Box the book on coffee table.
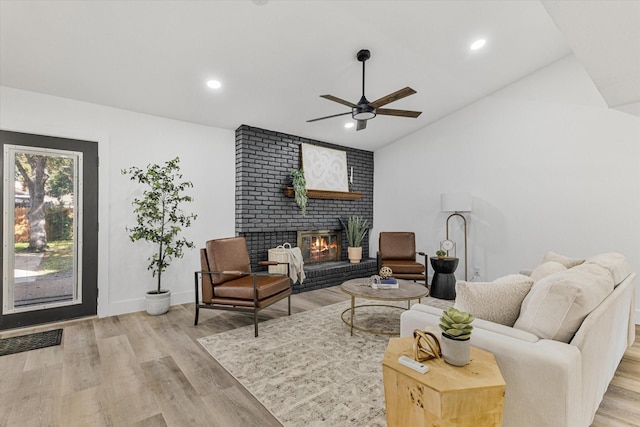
[379,277,399,289]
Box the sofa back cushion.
[584,252,631,287]
[542,250,585,268]
[454,274,534,327]
[513,263,614,342]
[530,261,567,282]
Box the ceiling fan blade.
[320,95,358,108]
[307,111,352,123]
[356,120,367,131]
[369,87,417,108]
[376,108,422,118]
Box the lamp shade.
[441,192,472,213]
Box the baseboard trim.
[103,289,194,317]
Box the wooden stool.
[382,337,505,427]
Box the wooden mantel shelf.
[283,187,362,200]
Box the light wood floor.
[0,287,638,427]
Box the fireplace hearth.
[297,230,341,264]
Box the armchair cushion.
[206,237,251,285]
[379,232,417,260]
[381,259,425,274]
[214,274,291,300]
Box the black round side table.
[429,257,459,300]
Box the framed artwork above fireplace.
[301,143,349,192]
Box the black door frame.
[0,130,98,330]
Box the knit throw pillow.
[453,274,534,327]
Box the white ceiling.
[1,1,638,150]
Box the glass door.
[1,131,98,329]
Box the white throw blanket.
[286,247,306,284]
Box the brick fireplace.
[235,125,377,292]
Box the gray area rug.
[198,297,452,427]
[0,328,63,356]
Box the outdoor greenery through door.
[1,130,98,330]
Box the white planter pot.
[347,246,362,264]
[441,333,471,366]
[145,289,171,315]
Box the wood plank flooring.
[1,287,638,427]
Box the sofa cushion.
[530,261,567,282]
[542,251,585,269]
[453,274,534,327]
[584,252,631,286]
[513,263,614,342]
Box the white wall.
[1,86,236,317]
[373,56,640,323]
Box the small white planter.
[348,246,362,263]
[441,333,471,366]
[145,289,171,315]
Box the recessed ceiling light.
[470,39,486,50]
[344,122,354,129]
[206,80,221,89]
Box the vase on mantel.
[348,246,362,264]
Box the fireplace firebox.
[297,230,341,264]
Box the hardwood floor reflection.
[0,287,638,426]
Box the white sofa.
[400,252,636,427]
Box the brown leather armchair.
[377,232,427,282]
[194,236,292,336]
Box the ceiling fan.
[307,49,422,131]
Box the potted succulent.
[291,169,307,216]
[344,215,369,263]
[439,307,474,366]
[122,157,197,315]
[436,250,447,259]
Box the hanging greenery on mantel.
[290,169,308,216]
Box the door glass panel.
[3,145,82,314]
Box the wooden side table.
[382,337,505,427]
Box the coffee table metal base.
[341,302,408,336]
[340,278,429,336]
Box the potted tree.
[439,307,474,366]
[122,157,197,315]
[344,215,369,263]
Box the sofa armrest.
[569,272,636,426]
[401,306,583,427]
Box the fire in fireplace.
[297,230,341,264]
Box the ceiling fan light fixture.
[352,105,376,120]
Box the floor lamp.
[441,193,472,281]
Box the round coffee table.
[340,278,429,336]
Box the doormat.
[0,328,63,356]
